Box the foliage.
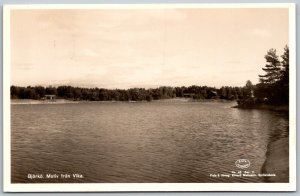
[10,85,248,102]
[240,45,289,106]
[258,49,282,84]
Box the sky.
[11,8,289,89]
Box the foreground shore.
[261,137,289,182]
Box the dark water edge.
[232,104,289,112]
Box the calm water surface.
[11,101,288,183]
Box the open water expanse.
[11,100,289,183]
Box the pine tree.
[279,45,289,103]
[281,45,289,82]
[259,49,282,84]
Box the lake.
[11,100,289,183]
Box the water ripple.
[11,101,289,183]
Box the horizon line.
[10,83,249,90]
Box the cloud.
[250,28,270,38]
[12,62,33,70]
[81,48,98,57]
[224,60,243,64]
[11,9,288,88]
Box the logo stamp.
[235,159,250,169]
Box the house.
[44,95,56,100]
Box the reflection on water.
[11,101,289,183]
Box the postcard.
[3,3,296,192]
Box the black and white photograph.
[3,4,296,192]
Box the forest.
[238,46,289,107]
[10,84,251,102]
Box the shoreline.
[261,137,289,182]
[232,104,289,112]
[11,98,236,105]
[11,99,80,105]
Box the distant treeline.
[238,45,289,107]
[10,85,253,102]
[11,45,289,104]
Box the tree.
[243,80,254,99]
[11,86,20,99]
[279,45,289,103]
[280,45,289,82]
[35,86,46,98]
[227,87,233,100]
[146,94,153,102]
[220,87,227,99]
[259,49,282,84]
[45,86,57,95]
[252,46,289,104]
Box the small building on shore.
[44,95,56,100]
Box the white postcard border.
[3,3,296,192]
